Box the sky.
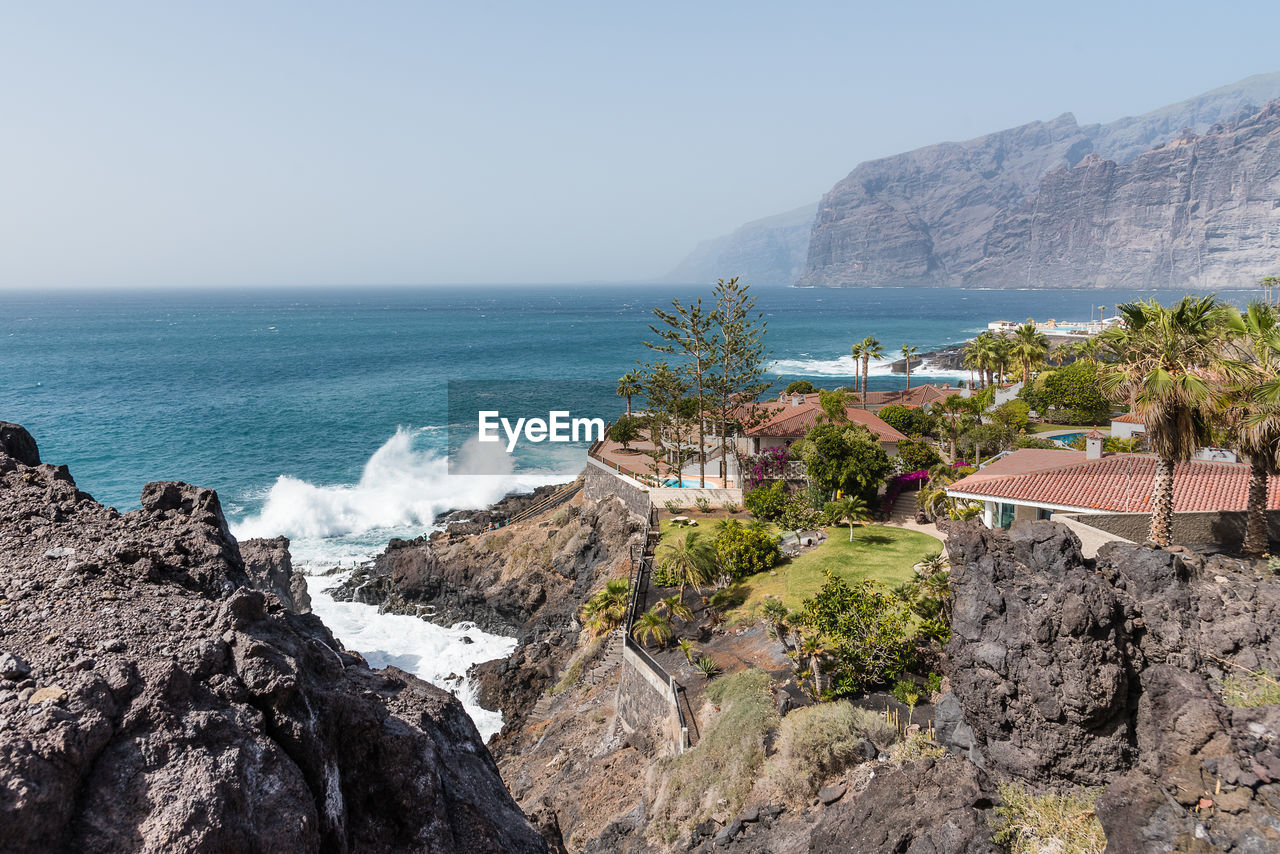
[2,1,1279,289]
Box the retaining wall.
[616,647,680,756]
[648,486,744,508]
[583,460,651,519]
[1056,509,1280,552]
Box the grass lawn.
[719,524,942,622]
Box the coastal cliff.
[666,71,1280,289]
[0,422,547,853]
[333,492,641,738]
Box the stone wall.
[583,460,651,520]
[648,487,744,509]
[1057,509,1280,551]
[615,649,680,757]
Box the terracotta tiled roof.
[955,449,1083,483]
[860,385,954,408]
[1112,413,1144,424]
[740,400,908,443]
[946,450,1280,513]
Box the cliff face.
[666,71,1280,288]
[967,103,1280,289]
[0,423,546,854]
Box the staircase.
[526,631,624,721]
[506,476,584,525]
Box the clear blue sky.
[2,1,1277,289]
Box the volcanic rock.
[0,424,547,853]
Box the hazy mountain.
[660,202,817,285]
[664,72,1280,288]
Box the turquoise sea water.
[1,282,1256,735]
[2,283,1256,548]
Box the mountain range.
[664,72,1280,288]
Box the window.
[996,502,1016,529]
[1037,508,1054,521]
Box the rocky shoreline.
[0,422,549,853]
[331,487,641,742]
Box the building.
[776,386,960,414]
[945,443,1278,529]
[1110,412,1145,439]
[735,393,908,456]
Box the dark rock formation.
[0,421,39,467]
[0,426,547,853]
[240,535,312,613]
[942,520,1280,851]
[678,757,997,853]
[333,496,641,738]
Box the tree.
[785,380,814,394]
[818,388,850,423]
[655,530,718,597]
[616,371,642,418]
[795,573,915,694]
[900,344,919,389]
[792,422,893,503]
[1018,360,1111,425]
[857,337,884,407]
[1227,302,1280,557]
[937,393,977,459]
[709,278,772,484]
[631,607,672,648]
[850,341,865,401]
[637,359,696,482]
[648,296,716,488]
[1261,275,1280,304]
[579,578,631,637]
[823,495,871,541]
[989,399,1030,434]
[917,463,978,521]
[608,414,642,450]
[896,437,942,472]
[878,404,935,437]
[779,498,822,544]
[1011,324,1049,386]
[657,594,694,624]
[959,423,1011,463]
[1100,296,1246,546]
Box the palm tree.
[579,578,631,637]
[616,371,642,418]
[655,530,717,597]
[1100,296,1246,546]
[900,344,919,390]
[1229,303,1280,557]
[938,393,975,460]
[631,607,672,648]
[826,495,871,541]
[657,594,694,623]
[1011,324,1049,386]
[991,335,1014,385]
[760,598,789,641]
[859,336,883,407]
[850,340,865,400]
[962,343,981,390]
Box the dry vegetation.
[989,782,1105,854]
[766,701,894,805]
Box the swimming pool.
[1051,432,1086,445]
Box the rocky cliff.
[333,494,640,740]
[941,521,1280,851]
[0,422,547,853]
[967,103,1280,289]
[665,71,1280,288]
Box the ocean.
[0,283,1256,734]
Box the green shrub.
[693,496,712,513]
[552,507,571,526]
[878,405,935,437]
[890,732,948,761]
[1222,669,1280,707]
[796,573,916,694]
[715,521,782,580]
[785,380,815,394]
[766,701,890,805]
[664,499,684,514]
[1013,435,1058,450]
[722,501,741,514]
[890,678,922,708]
[744,481,788,522]
[896,437,942,472]
[990,782,1105,854]
[649,670,779,841]
[608,414,643,448]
